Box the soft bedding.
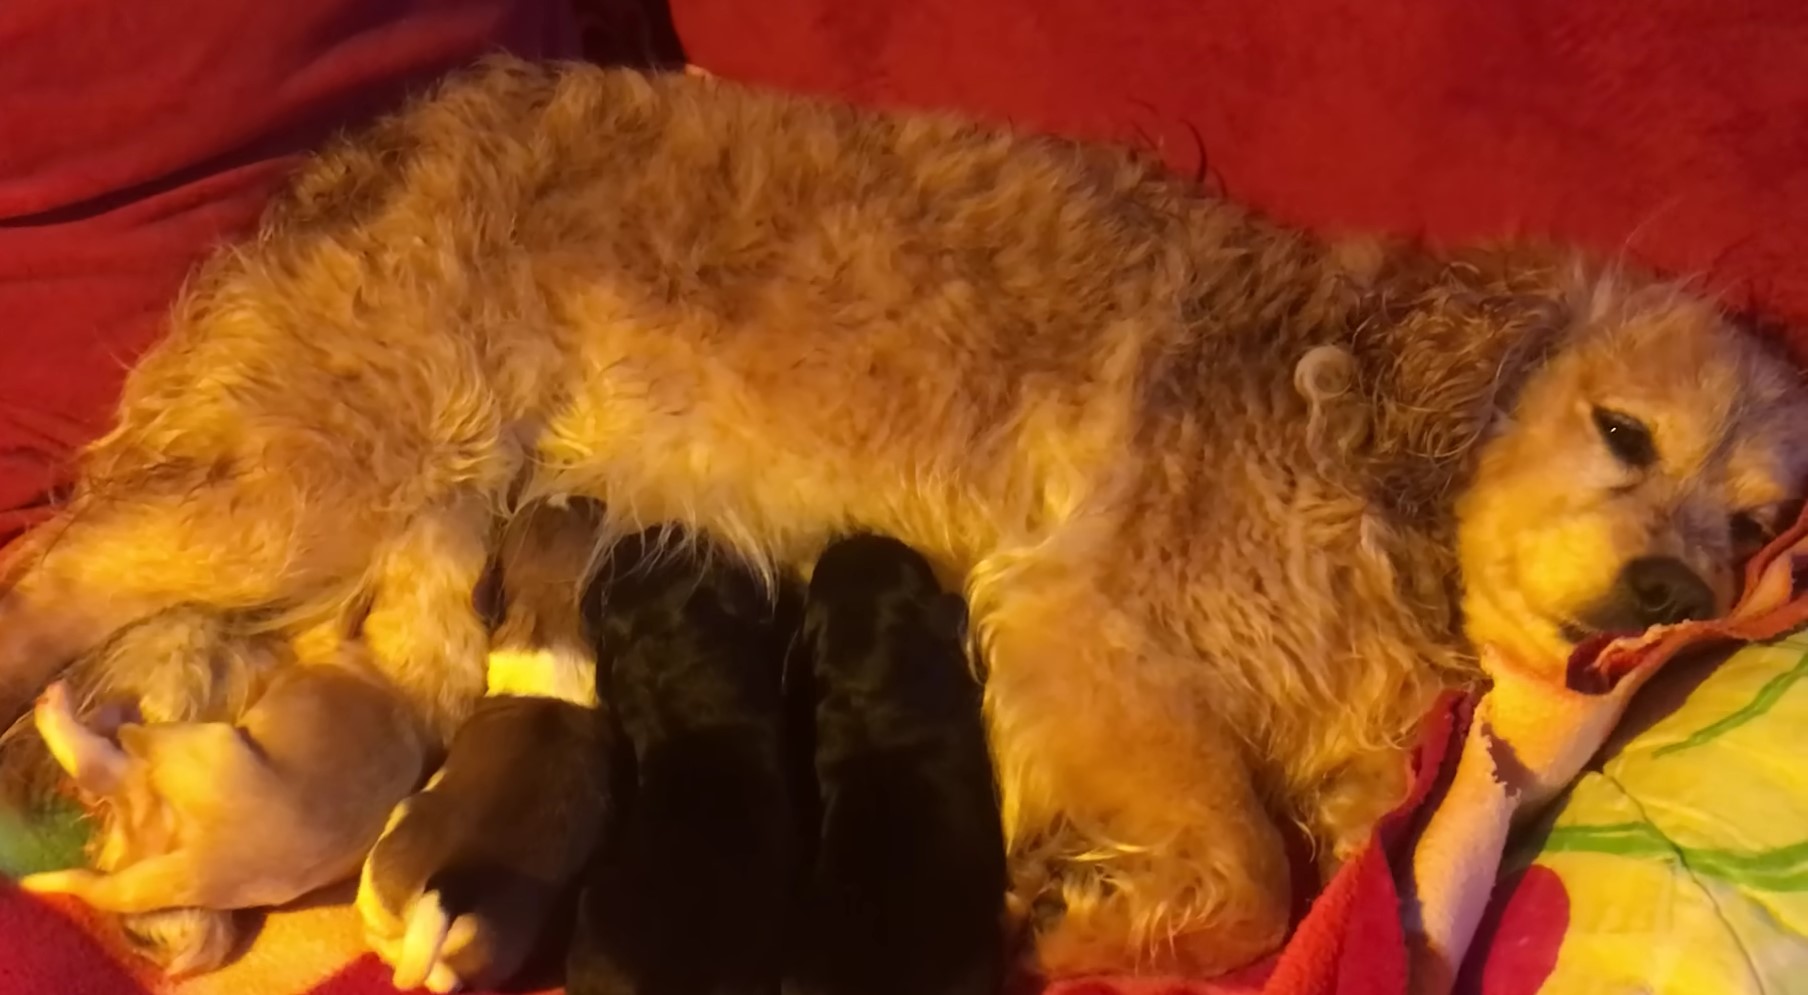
[1471,634,1808,994]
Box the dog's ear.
[925,592,970,645]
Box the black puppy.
[784,534,1006,995]
[568,530,797,995]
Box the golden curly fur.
[2,57,1805,977]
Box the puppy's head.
[1458,276,1808,669]
[588,531,771,653]
[804,534,972,702]
[809,534,942,604]
[807,535,968,641]
[588,530,785,727]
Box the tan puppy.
[20,654,427,965]
[0,58,1804,977]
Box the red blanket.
[0,0,579,543]
[3,1,1807,993]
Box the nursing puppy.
[0,605,282,974]
[19,637,425,956]
[358,695,605,994]
[358,500,611,994]
[567,529,796,995]
[2,58,1807,976]
[785,534,1005,995]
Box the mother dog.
[3,57,1805,977]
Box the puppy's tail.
[394,890,453,992]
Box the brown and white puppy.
[19,643,426,962]
[0,58,1804,978]
[358,694,604,994]
[358,500,611,994]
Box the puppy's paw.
[392,892,452,992]
[18,851,200,915]
[356,792,426,952]
[18,867,100,896]
[363,889,479,994]
[32,682,127,795]
[357,790,482,995]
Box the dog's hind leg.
[0,470,340,728]
[971,553,1291,979]
[359,497,496,740]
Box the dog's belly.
[525,328,1121,583]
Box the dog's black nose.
[1617,556,1716,628]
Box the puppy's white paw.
[355,797,415,942]
[368,890,476,994]
[393,891,451,991]
[358,788,476,994]
[424,959,461,994]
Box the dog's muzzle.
[1573,555,1717,639]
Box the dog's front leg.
[972,552,1292,979]
[360,499,495,740]
[1302,742,1413,884]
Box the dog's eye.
[1732,510,1774,557]
[1732,501,1800,557]
[1591,407,1657,468]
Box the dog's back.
[569,531,796,995]
[786,534,1005,995]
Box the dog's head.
[1458,277,1808,669]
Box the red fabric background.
[0,0,580,543]
[671,0,1808,347]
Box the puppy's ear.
[926,593,970,646]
